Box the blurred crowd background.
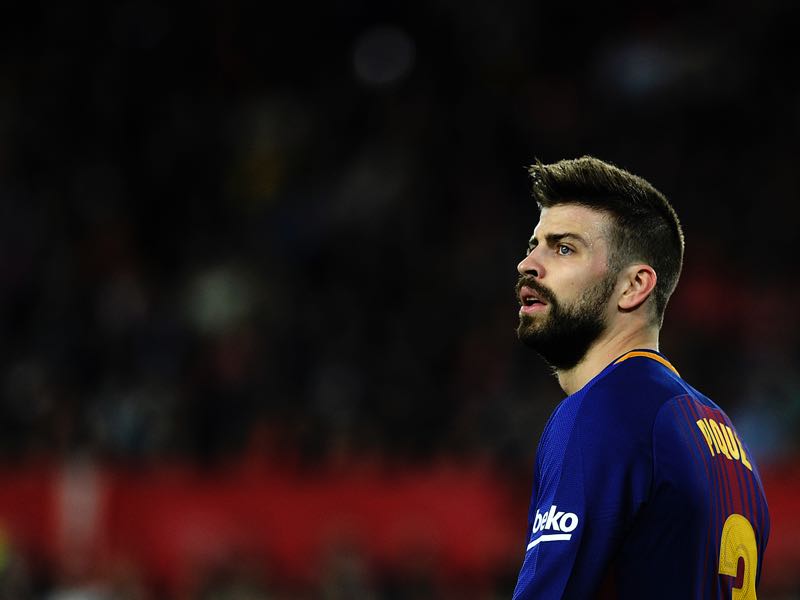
[0,0,799,598]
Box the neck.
[556,326,659,395]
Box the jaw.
[517,298,609,371]
[517,311,547,334]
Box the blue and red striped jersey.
[513,350,770,599]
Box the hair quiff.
[528,156,685,326]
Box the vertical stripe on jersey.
[676,397,714,595]
[703,403,734,596]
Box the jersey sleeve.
[513,390,654,599]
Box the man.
[512,157,769,598]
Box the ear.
[618,264,657,312]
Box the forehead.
[533,204,612,243]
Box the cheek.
[547,256,610,301]
[560,272,597,298]
[584,260,614,292]
[558,272,612,307]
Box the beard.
[516,273,617,371]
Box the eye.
[557,244,573,256]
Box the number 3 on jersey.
[719,514,758,599]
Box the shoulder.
[537,354,698,466]
[582,354,688,420]
[593,353,686,399]
[572,355,691,455]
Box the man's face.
[515,205,618,370]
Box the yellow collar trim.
[614,350,680,377]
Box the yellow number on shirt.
[718,514,758,600]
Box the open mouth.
[519,286,547,313]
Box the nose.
[517,249,543,278]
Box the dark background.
[0,1,798,598]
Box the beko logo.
[527,505,579,551]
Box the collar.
[613,349,680,377]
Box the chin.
[517,315,543,337]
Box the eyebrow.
[528,232,589,250]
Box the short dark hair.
[528,156,684,326]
